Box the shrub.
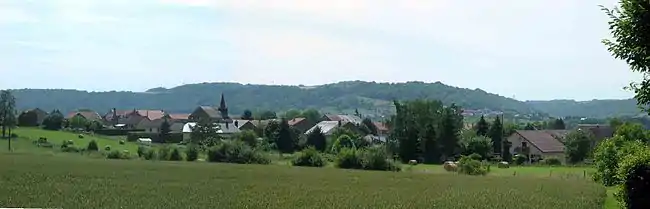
[292,147,326,167]
[87,140,99,152]
[331,135,356,153]
[158,146,172,161]
[468,153,482,161]
[61,145,80,153]
[104,145,111,151]
[107,150,129,159]
[78,134,84,139]
[144,148,157,160]
[119,140,125,145]
[615,149,650,209]
[37,137,48,144]
[137,146,147,158]
[335,148,362,169]
[61,140,73,148]
[542,158,562,166]
[10,133,18,138]
[169,147,183,161]
[457,156,489,176]
[206,140,270,164]
[185,145,199,162]
[497,161,510,169]
[360,146,401,171]
[514,154,527,165]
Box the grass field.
[11,127,138,154]
[0,128,611,209]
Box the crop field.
[0,152,606,209]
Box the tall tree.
[275,118,295,154]
[488,116,503,154]
[475,115,490,136]
[300,109,321,124]
[190,118,221,147]
[42,110,64,130]
[421,124,439,164]
[283,109,302,119]
[565,130,595,164]
[159,119,172,143]
[241,109,253,120]
[0,90,16,138]
[258,110,277,120]
[438,104,463,160]
[306,126,327,152]
[601,1,650,112]
[361,118,378,135]
[550,118,566,130]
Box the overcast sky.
[0,0,641,101]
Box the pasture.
[0,128,610,209]
[10,127,139,154]
[0,153,605,209]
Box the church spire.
[218,93,229,119]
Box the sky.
[0,0,642,101]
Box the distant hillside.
[525,99,642,118]
[9,81,539,118]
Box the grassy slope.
[0,153,605,209]
[0,128,610,209]
[12,127,138,153]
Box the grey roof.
[305,121,340,135]
[199,106,221,118]
[323,114,362,125]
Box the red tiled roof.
[288,118,305,126]
[136,110,165,120]
[515,130,566,153]
[169,114,190,120]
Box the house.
[103,109,166,128]
[189,93,230,122]
[66,110,102,122]
[166,113,191,123]
[576,124,614,147]
[182,121,241,141]
[21,108,48,125]
[305,121,361,138]
[232,119,256,131]
[137,118,184,133]
[507,130,568,163]
[288,118,315,133]
[373,122,389,136]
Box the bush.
[61,145,80,153]
[457,155,489,176]
[360,146,401,171]
[10,133,18,138]
[144,148,157,160]
[158,146,172,161]
[78,134,84,139]
[292,147,326,167]
[37,137,48,144]
[185,145,199,161]
[331,135,356,153]
[542,158,562,166]
[169,147,183,161]
[514,154,527,165]
[87,140,99,152]
[615,149,650,209]
[119,140,125,145]
[107,150,129,160]
[468,153,482,161]
[206,140,270,164]
[335,148,363,169]
[104,145,111,151]
[137,146,147,158]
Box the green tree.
[421,125,439,164]
[306,126,327,152]
[550,118,566,130]
[160,119,172,143]
[258,110,277,120]
[42,110,64,130]
[475,115,490,137]
[0,90,16,138]
[237,130,258,147]
[614,122,650,143]
[69,115,88,129]
[438,104,463,160]
[461,136,493,160]
[488,116,503,154]
[300,108,321,124]
[263,120,280,143]
[601,1,650,112]
[502,140,512,162]
[524,123,536,130]
[565,130,594,164]
[362,118,378,135]
[275,118,295,154]
[241,109,253,120]
[331,134,356,153]
[190,119,221,148]
[283,109,302,119]
[17,111,38,127]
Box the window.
[522,141,528,148]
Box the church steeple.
[217,93,229,119]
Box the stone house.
[507,130,569,163]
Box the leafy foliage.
[189,119,221,148]
[475,115,489,137]
[564,130,594,164]
[305,126,327,152]
[86,140,99,152]
[461,136,493,160]
[206,140,270,164]
[292,147,326,167]
[457,155,489,176]
[331,135,356,153]
[185,144,199,161]
[335,148,363,169]
[42,110,64,131]
[615,145,650,209]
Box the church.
[188,93,231,123]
